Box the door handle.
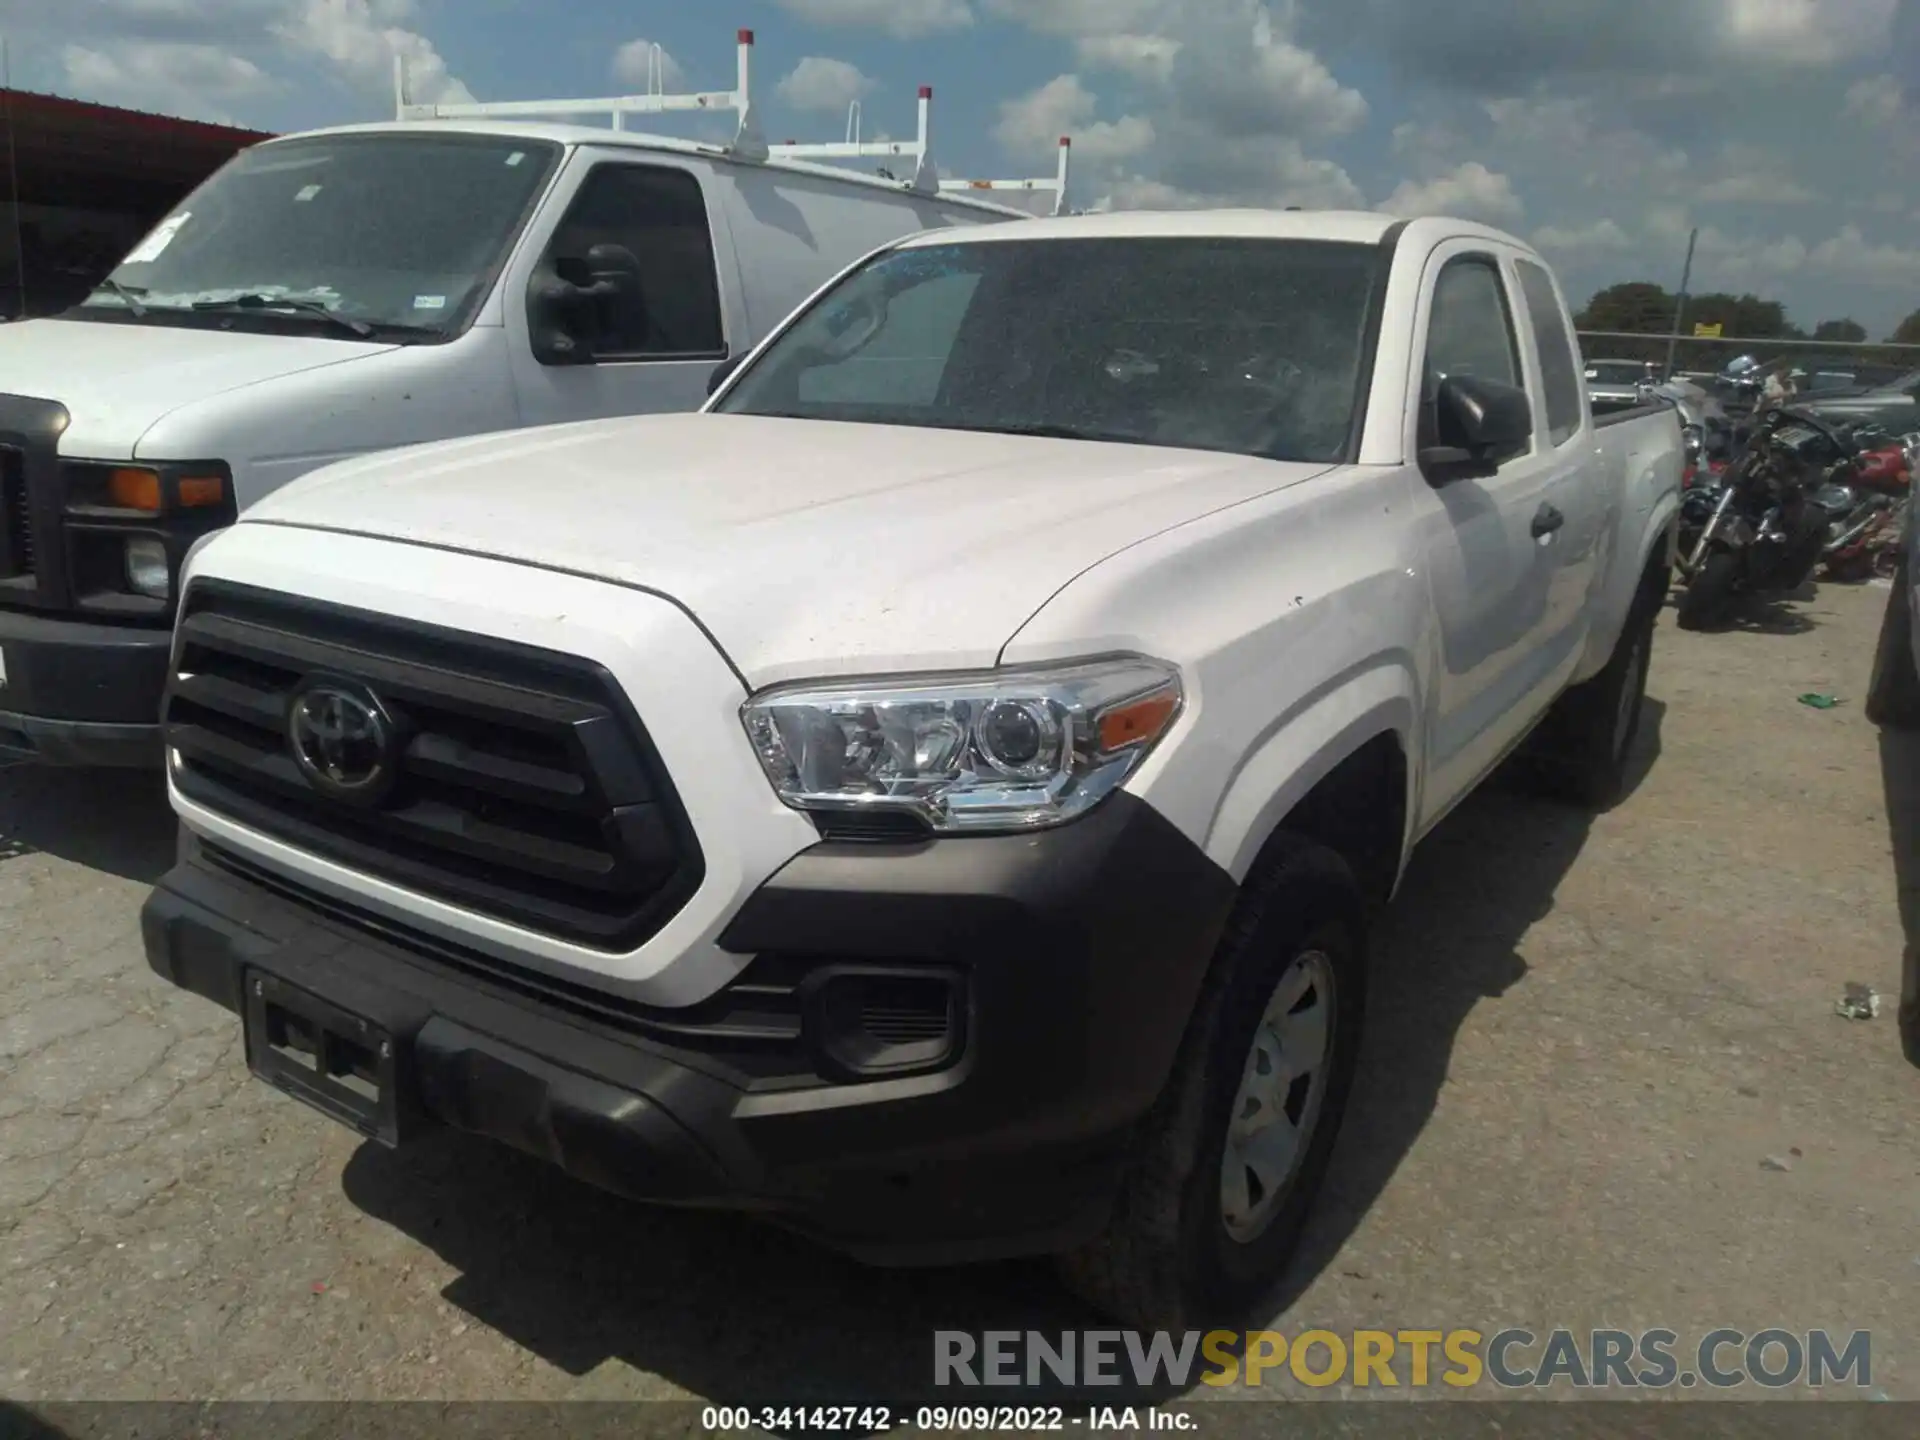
[1532,503,1565,539]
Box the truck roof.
[891,208,1532,248]
[251,119,1042,220]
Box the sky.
[2,0,1917,337]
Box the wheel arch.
[1204,663,1418,905]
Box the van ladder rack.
[940,137,1074,217]
[393,30,1072,212]
[394,27,769,163]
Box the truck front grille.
[1,448,33,579]
[164,582,704,952]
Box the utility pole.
[1663,227,1698,381]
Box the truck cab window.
[541,164,725,360]
[1515,258,1584,446]
[1424,259,1520,389]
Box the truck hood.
[246,412,1328,687]
[0,318,396,459]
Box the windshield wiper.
[91,278,148,317]
[945,421,1110,443]
[190,293,374,338]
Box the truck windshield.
[70,133,560,340]
[716,236,1382,463]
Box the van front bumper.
[0,608,167,766]
[141,795,1237,1264]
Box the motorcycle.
[1819,434,1915,582]
[1675,406,1861,629]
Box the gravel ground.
[1,580,1916,1405]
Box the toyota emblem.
[286,679,397,805]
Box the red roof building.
[0,89,272,318]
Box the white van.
[0,30,1068,766]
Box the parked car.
[141,210,1683,1326]
[1792,368,1920,431]
[0,30,1064,768]
[1586,357,1655,412]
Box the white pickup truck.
[143,210,1682,1326]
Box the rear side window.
[540,163,725,360]
[1516,259,1585,446]
[1425,259,1520,389]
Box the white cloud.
[1532,218,1635,261]
[1097,140,1365,213]
[275,0,473,106]
[774,0,973,40]
[612,38,684,93]
[1718,0,1899,65]
[1696,173,1817,205]
[994,75,1154,166]
[1807,225,1920,288]
[1382,162,1524,225]
[775,56,876,114]
[1074,33,1179,83]
[58,39,272,123]
[1844,74,1904,126]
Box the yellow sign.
[1694,322,1723,338]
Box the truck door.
[505,154,744,426]
[1412,246,1566,824]
[1510,255,1606,695]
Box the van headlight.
[742,658,1183,833]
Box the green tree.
[1891,309,1920,346]
[1575,282,1676,334]
[1814,318,1868,343]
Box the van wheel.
[1054,837,1365,1330]
[1865,559,1920,729]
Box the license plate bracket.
[244,970,402,1147]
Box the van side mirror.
[1420,373,1533,482]
[707,355,743,397]
[526,243,647,367]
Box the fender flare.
[1205,658,1420,886]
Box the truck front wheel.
[1055,836,1366,1329]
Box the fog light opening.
[124,535,170,600]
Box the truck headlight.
[124,535,170,599]
[742,658,1183,833]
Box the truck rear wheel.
[1525,561,1662,811]
[1054,836,1365,1329]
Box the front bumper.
[0,607,168,766]
[143,793,1237,1263]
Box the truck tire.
[1865,558,1920,729]
[1676,548,1740,631]
[1055,836,1365,1330]
[1526,562,1663,811]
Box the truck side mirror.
[707,355,743,397]
[1421,373,1533,482]
[525,243,648,367]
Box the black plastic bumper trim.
[141,791,1236,1263]
[0,604,170,762]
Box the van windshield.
[70,133,560,340]
[715,236,1383,464]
